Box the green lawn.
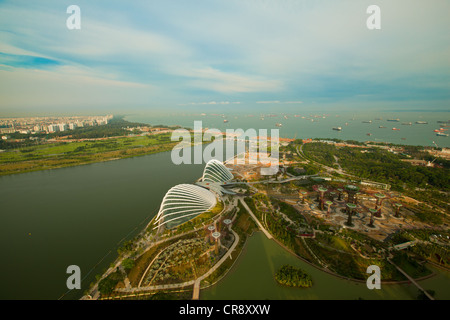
[0,133,177,175]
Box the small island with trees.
[275,265,313,288]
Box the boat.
[275,123,282,127]
[362,120,372,123]
[436,132,449,136]
[392,128,400,131]
[387,119,400,122]
[402,122,412,125]
[223,119,228,123]
[367,133,372,136]
[401,138,406,140]
[375,118,382,120]
[284,116,288,119]
[434,129,443,132]
[415,121,428,124]
[379,126,386,128]
[332,127,342,131]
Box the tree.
[121,258,135,271]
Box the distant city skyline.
[1,0,449,116]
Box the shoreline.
[0,141,179,177]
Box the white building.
[48,124,60,133]
[58,123,69,132]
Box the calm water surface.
[1,138,449,299]
[201,232,450,300]
[0,151,204,299]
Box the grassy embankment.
[0,133,178,176]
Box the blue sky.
[0,0,449,115]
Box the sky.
[0,0,449,116]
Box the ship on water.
[332,127,342,131]
[275,123,282,127]
[402,122,412,125]
[392,128,400,131]
[223,119,228,123]
[362,120,372,123]
[379,126,386,128]
[415,121,428,124]
[436,132,448,137]
[387,119,400,122]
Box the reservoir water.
[202,232,450,300]
[0,142,449,300]
[0,151,205,299]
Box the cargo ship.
[436,132,448,137]
[415,121,428,124]
[387,119,400,122]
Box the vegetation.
[303,142,448,191]
[391,251,432,279]
[121,258,135,271]
[275,265,312,288]
[0,132,178,176]
[300,141,449,217]
[98,269,125,295]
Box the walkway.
[387,257,435,300]
[238,197,272,239]
[115,228,240,298]
[192,228,240,299]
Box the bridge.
[392,240,417,251]
[387,257,435,300]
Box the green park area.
[0,133,177,176]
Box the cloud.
[0,0,449,111]
[178,101,241,106]
[256,101,302,104]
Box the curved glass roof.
[202,159,233,183]
[154,184,217,229]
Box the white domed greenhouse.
[201,159,233,183]
[154,184,217,229]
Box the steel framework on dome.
[154,184,217,230]
[202,159,234,183]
